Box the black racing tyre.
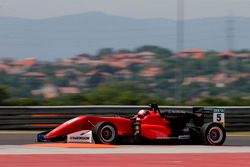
[200,122,226,146]
[92,122,118,144]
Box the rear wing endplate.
[193,107,225,127]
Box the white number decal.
[217,114,222,122]
[213,108,225,127]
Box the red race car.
[37,104,226,145]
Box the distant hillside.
[0,12,250,60]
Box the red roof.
[59,87,80,94]
[218,51,237,57]
[140,67,163,77]
[212,73,227,82]
[86,70,98,76]
[181,49,204,53]
[0,64,10,71]
[116,69,132,75]
[22,72,46,78]
[13,58,38,68]
[127,58,148,64]
[178,49,205,59]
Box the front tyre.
[92,122,118,144]
[200,123,226,146]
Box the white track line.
[1,145,250,155]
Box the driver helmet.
[138,109,149,119]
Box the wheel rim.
[100,125,116,143]
[207,127,223,144]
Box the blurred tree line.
[0,83,249,106]
[0,45,249,105]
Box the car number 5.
[217,114,222,122]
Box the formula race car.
[37,104,226,145]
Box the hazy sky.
[0,0,250,19]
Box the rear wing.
[193,107,225,127]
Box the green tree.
[135,45,172,56]
[86,74,104,88]
[117,49,132,53]
[0,86,10,105]
[97,48,114,56]
[96,65,118,73]
[85,82,146,105]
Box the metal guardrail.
[0,106,249,131]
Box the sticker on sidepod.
[67,130,94,143]
[213,108,225,127]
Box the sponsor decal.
[156,135,190,140]
[67,130,94,143]
[178,135,190,139]
[156,136,171,139]
[70,136,90,140]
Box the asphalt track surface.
[0,133,250,146]
[1,133,250,167]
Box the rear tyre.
[200,123,226,146]
[92,122,118,144]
